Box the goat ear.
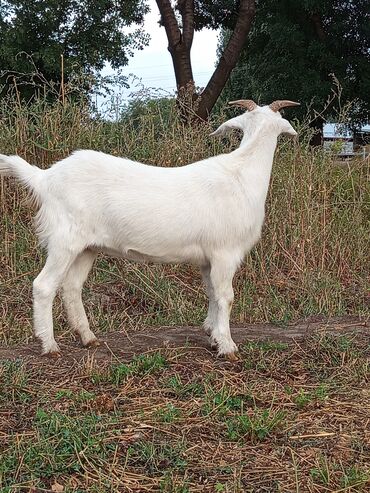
[210,115,245,137]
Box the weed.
[165,374,204,398]
[225,408,286,441]
[0,360,30,403]
[91,351,167,384]
[55,389,96,402]
[202,386,251,417]
[243,340,289,352]
[293,384,329,409]
[340,465,369,488]
[156,402,181,423]
[127,440,187,474]
[159,471,190,492]
[0,409,120,488]
[310,456,331,486]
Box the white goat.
[0,99,298,358]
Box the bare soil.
[1,315,368,363]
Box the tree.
[155,0,256,120]
[219,0,370,144]
[0,0,149,96]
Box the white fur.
[0,104,296,356]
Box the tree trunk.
[156,2,194,84]
[156,0,256,121]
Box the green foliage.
[127,440,187,474]
[165,374,204,399]
[0,409,120,488]
[92,351,167,385]
[292,384,329,409]
[226,408,286,441]
[0,360,30,403]
[220,0,370,126]
[156,403,181,423]
[193,0,242,30]
[202,386,252,417]
[0,0,149,96]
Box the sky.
[102,0,218,103]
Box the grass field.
[1,331,369,492]
[0,91,369,491]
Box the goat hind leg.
[33,247,80,355]
[62,249,98,347]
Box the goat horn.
[269,100,300,112]
[228,99,258,111]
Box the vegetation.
[0,89,368,345]
[0,0,149,96]
[0,84,369,491]
[220,0,370,142]
[1,334,369,491]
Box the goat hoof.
[44,350,62,359]
[84,338,101,349]
[225,352,239,362]
[210,340,218,351]
[41,340,61,358]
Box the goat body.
[0,103,297,357]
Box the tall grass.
[0,91,369,344]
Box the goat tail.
[0,154,45,199]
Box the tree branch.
[178,0,194,47]
[155,0,181,50]
[197,0,256,120]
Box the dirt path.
[0,316,368,363]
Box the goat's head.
[211,99,299,145]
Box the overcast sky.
[101,0,218,103]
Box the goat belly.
[93,245,207,265]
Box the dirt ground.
[1,315,370,492]
[1,316,368,363]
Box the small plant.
[159,471,190,492]
[0,360,30,403]
[55,389,96,402]
[0,409,120,488]
[310,456,331,486]
[243,340,289,352]
[340,465,369,488]
[215,483,227,492]
[242,340,288,371]
[166,374,204,398]
[156,402,181,423]
[128,440,187,474]
[226,408,286,441]
[92,351,167,385]
[294,389,312,409]
[291,384,329,409]
[202,386,250,417]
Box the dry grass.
[1,333,369,492]
[0,93,369,345]
[0,90,369,492]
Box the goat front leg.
[200,264,218,339]
[62,249,98,347]
[209,253,240,358]
[33,246,79,356]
